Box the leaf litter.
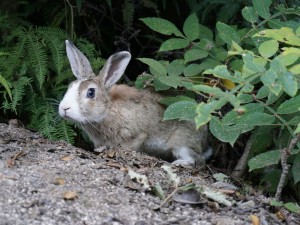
[0,122,299,224]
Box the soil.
[0,122,298,225]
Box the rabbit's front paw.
[94,146,107,153]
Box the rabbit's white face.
[59,79,109,123]
[59,40,131,124]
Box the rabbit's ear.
[65,40,94,80]
[100,51,131,88]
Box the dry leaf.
[53,178,65,185]
[276,210,285,220]
[250,214,260,225]
[222,79,235,90]
[173,189,204,205]
[60,155,73,161]
[107,150,116,158]
[63,191,77,200]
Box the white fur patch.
[59,81,84,122]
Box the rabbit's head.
[59,40,131,123]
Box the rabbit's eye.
[87,88,95,98]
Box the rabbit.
[59,40,208,168]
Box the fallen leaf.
[122,175,142,190]
[107,150,116,158]
[162,165,180,187]
[200,185,233,207]
[250,214,260,225]
[127,168,150,190]
[173,188,204,205]
[153,183,165,199]
[106,162,122,169]
[63,191,77,200]
[60,155,73,161]
[6,159,15,168]
[53,178,65,185]
[276,210,285,220]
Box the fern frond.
[75,38,97,59]
[55,69,73,86]
[3,28,27,78]
[36,103,56,139]
[26,32,48,89]
[0,73,12,100]
[52,119,76,144]
[41,35,65,75]
[3,76,32,113]
[122,0,135,30]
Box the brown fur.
[60,42,208,167]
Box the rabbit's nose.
[60,106,70,116]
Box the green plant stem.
[252,94,294,135]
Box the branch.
[231,137,253,179]
[275,133,300,201]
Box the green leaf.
[242,6,258,23]
[0,73,12,100]
[204,65,243,83]
[183,64,203,77]
[249,149,300,171]
[290,64,300,75]
[254,28,300,47]
[277,95,300,114]
[199,24,213,40]
[256,85,269,99]
[163,101,197,121]
[153,78,170,91]
[252,0,271,19]
[184,49,208,63]
[160,96,196,106]
[276,53,299,66]
[135,74,153,89]
[167,60,185,76]
[258,40,278,58]
[242,52,265,75]
[261,69,282,96]
[158,76,190,88]
[292,154,300,184]
[216,22,240,45]
[281,71,297,97]
[249,150,281,171]
[284,202,300,214]
[183,13,199,41]
[137,58,167,77]
[195,102,216,128]
[209,116,239,146]
[140,17,183,37]
[159,38,190,52]
[192,85,224,97]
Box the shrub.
[138,1,300,202]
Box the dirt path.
[0,123,293,225]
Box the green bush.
[137,1,300,200]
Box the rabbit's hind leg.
[172,146,205,168]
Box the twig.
[231,138,253,179]
[275,133,300,201]
[159,186,178,208]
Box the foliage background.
[0,0,300,206]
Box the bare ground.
[0,122,297,225]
